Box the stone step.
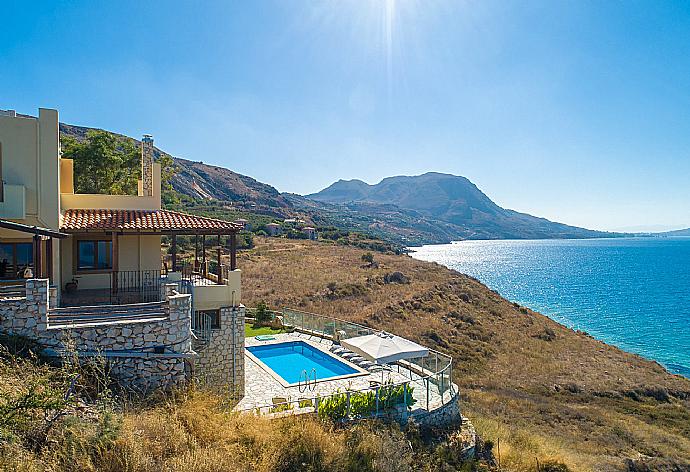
[49,311,167,325]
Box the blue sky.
[2,0,690,232]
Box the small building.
[234,218,250,230]
[302,226,318,240]
[265,222,282,236]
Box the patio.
[235,331,452,418]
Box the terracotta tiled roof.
[60,209,240,233]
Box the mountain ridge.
[309,172,621,241]
[58,121,624,244]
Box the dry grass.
[239,237,690,471]
[1,387,473,472]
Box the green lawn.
[244,324,287,338]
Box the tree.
[61,131,139,194]
[361,252,374,264]
[253,301,271,327]
[61,130,177,195]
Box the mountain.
[59,122,622,244]
[309,172,621,241]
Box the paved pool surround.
[237,332,461,427]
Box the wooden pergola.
[0,219,69,282]
[60,209,241,285]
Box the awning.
[341,332,429,364]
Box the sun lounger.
[255,335,276,341]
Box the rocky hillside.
[170,157,292,208]
[663,227,690,237]
[59,123,297,217]
[309,173,621,240]
[59,122,624,245]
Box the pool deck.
[234,332,447,415]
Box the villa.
[0,108,245,394]
[0,107,459,427]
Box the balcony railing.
[60,269,164,307]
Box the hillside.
[59,123,298,218]
[59,123,624,245]
[309,173,621,241]
[240,237,690,472]
[1,339,477,471]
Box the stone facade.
[194,305,245,399]
[411,386,462,428]
[0,279,50,337]
[141,134,154,197]
[0,279,195,392]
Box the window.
[77,240,112,270]
[198,309,221,330]
[0,242,33,279]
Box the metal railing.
[177,260,228,286]
[0,281,27,299]
[113,270,162,303]
[249,379,417,422]
[60,269,163,307]
[191,310,213,350]
[240,307,456,419]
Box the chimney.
[141,134,154,197]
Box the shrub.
[317,384,415,421]
[253,301,271,326]
[361,252,375,264]
[539,460,572,472]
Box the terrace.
[235,308,458,425]
[57,208,241,310]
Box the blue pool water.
[247,341,359,384]
[410,237,690,377]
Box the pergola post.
[45,237,53,283]
[194,234,199,271]
[32,233,42,278]
[216,233,222,284]
[201,235,206,275]
[112,231,119,293]
[230,233,237,271]
[171,233,178,272]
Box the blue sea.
[410,237,690,377]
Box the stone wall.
[194,305,245,399]
[0,279,195,391]
[0,279,49,337]
[410,385,462,428]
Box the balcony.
[59,265,241,309]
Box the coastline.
[240,237,690,469]
[408,237,690,379]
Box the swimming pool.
[246,341,367,386]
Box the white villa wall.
[0,109,62,285]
